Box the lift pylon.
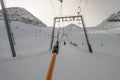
[50,15,93,53]
[0,0,16,57]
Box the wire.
[78,0,83,6]
[59,2,63,17]
[77,0,89,15]
[82,0,88,12]
[50,0,57,17]
[77,0,83,15]
[58,2,63,27]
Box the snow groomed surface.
[46,52,57,80]
[0,21,120,80]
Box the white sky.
[2,0,120,27]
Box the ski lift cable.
[59,1,63,17]
[50,0,57,17]
[77,0,88,15]
[58,0,63,27]
[58,3,62,27]
[78,0,83,7]
[81,0,88,12]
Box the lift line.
[50,15,93,53]
[47,15,93,79]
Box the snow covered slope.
[96,10,120,30]
[0,7,47,27]
[0,20,120,80]
[0,21,50,59]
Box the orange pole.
[46,52,57,80]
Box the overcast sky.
[2,0,120,27]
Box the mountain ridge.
[0,7,47,27]
[96,10,120,30]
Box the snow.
[96,10,120,30]
[0,7,47,27]
[0,20,120,80]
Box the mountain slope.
[0,7,47,27]
[0,16,120,80]
[96,10,120,30]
